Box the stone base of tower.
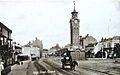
[66,44,85,60]
[71,50,86,60]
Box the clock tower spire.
[73,0,76,12]
[70,0,80,48]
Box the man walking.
[72,60,78,71]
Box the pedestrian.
[0,59,4,75]
[21,61,23,65]
[72,60,78,71]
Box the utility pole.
[107,18,111,58]
[108,19,111,38]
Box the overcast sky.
[0,0,120,49]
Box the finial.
[73,0,76,11]
[36,37,37,40]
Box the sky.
[0,0,120,49]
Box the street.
[28,58,80,75]
[7,57,120,75]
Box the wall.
[22,47,41,60]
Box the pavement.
[7,60,30,75]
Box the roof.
[103,36,120,41]
[80,34,97,42]
[71,10,78,14]
[112,36,120,40]
[0,22,12,33]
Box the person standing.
[0,59,4,75]
[0,61,1,75]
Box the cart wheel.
[70,65,73,70]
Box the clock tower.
[70,0,80,47]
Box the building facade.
[94,36,120,58]
[80,34,97,49]
[48,44,61,55]
[25,37,43,49]
[79,34,97,58]
[0,22,13,67]
[23,37,43,59]
[70,1,80,48]
[22,46,41,60]
[32,37,43,49]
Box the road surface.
[8,57,120,75]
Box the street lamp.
[101,38,105,58]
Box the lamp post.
[101,38,105,58]
[102,43,104,58]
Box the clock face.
[74,19,78,24]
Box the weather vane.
[73,0,75,6]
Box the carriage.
[61,49,78,70]
[61,50,72,69]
